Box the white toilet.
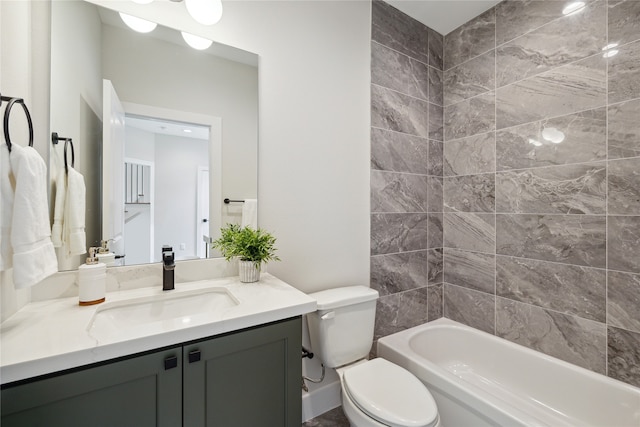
[307,286,441,427]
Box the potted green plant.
[211,224,280,282]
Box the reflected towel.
[241,199,258,229]
[64,167,86,256]
[51,169,66,247]
[8,145,58,288]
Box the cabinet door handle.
[188,349,201,363]
[164,355,178,370]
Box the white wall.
[154,134,208,261]
[89,0,372,293]
[125,126,155,163]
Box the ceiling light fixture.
[184,0,223,26]
[183,129,193,133]
[119,12,158,33]
[562,1,586,16]
[131,0,154,4]
[181,32,214,50]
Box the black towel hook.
[2,93,34,153]
[63,139,75,174]
[52,132,75,174]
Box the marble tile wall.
[441,0,640,387]
[370,0,444,354]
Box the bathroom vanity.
[0,274,315,427]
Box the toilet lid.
[343,358,438,427]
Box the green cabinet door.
[183,317,302,427]
[1,347,182,427]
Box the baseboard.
[301,378,341,422]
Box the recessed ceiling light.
[603,49,619,58]
[183,129,193,133]
[562,1,586,16]
[119,12,157,33]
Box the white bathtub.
[377,318,640,427]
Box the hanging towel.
[241,199,258,229]
[8,144,58,288]
[51,168,66,247]
[64,167,86,256]
[0,144,14,271]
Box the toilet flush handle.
[320,311,335,320]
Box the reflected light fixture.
[541,127,565,144]
[602,43,620,58]
[184,0,223,26]
[603,49,619,58]
[181,32,214,50]
[119,12,158,33]
[562,1,586,15]
[528,138,543,147]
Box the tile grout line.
[494,7,498,337]
[604,1,609,378]
[371,39,438,72]
[371,82,437,106]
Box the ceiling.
[126,115,210,141]
[385,0,502,35]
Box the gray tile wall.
[442,0,640,387]
[370,0,444,352]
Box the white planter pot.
[239,260,260,283]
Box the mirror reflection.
[50,1,258,271]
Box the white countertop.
[0,274,316,384]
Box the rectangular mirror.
[50,1,258,271]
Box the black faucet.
[162,246,175,291]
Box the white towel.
[8,145,58,288]
[51,169,66,247]
[241,199,258,229]
[64,167,86,256]
[0,144,14,271]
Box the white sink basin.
[87,287,239,343]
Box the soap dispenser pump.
[78,247,107,306]
[96,239,116,266]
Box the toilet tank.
[307,286,379,368]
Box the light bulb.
[181,32,214,50]
[119,12,157,33]
[185,0,223,26]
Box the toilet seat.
[342,358,439,427]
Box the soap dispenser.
[78,247,106,306]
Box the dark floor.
[302,406,350,427]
